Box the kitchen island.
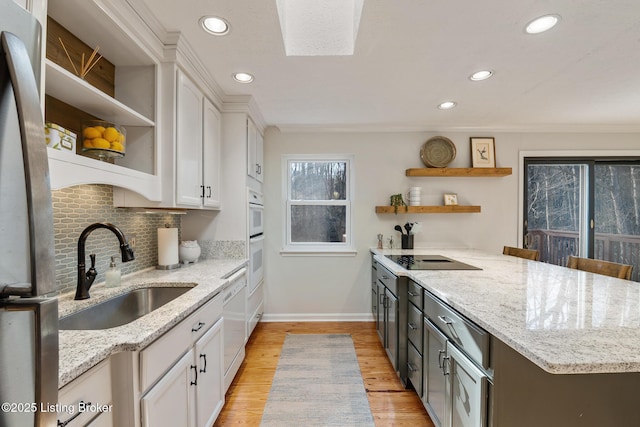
[372,248,640,426]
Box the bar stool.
[503,246,540,261]
[567,255,633,280]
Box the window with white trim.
[283,155,355,254]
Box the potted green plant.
[389,193,408,214]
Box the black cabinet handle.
[190,365,198,386]
[200,185,205,198]
[192,321,205,332]
[207,186,212,198]
[57,401,91,426]
[200,354,207,373]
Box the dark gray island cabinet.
[371,249,640,427]
[491,338,640,427]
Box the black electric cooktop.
[385,254,481,271]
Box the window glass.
[290,205,347,242]
[284,156,353,253]
[290,161,347,200]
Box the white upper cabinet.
[44,0,161,200]
[247,118,264,183]
[176,71,204,207]
[175,70,221,209]
[203,98,222,208]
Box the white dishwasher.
[223,268,247,391]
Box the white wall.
[262,128,640,321]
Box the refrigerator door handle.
[1,31,56,297]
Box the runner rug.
[260,333,375,426]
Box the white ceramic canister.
[179,240,201,263]
[407,186,422,206]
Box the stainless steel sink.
[59,286,194,330]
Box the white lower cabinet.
[57,359,112,427]
[141,350,195,427]
[139,294,224,427]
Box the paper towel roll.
[157,227,179,268]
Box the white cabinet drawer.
[57,359,112,427]
[140,293,223,392]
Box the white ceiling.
[134,0,640,132]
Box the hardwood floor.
[214,321,434,427]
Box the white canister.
[407,187,422,206]
[179,240,201,264]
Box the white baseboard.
[260,313,374,322]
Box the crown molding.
[274,123,640,134]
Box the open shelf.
[405,167,512,177]
[375,205,481,214]
[45,60,154,127]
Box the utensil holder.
[402,235,414,249]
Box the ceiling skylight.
[525,14,560,34]
[200,16,230,36]
[276,0,364,56]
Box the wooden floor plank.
[214,321,434,427]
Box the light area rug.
[260,334,375,426]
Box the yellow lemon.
[83,127,101,139]
[83,139,94,148]
[103,127,120,142]
[110,141,124,152]
[118,133,125,143]
[94,125,106,134]
[92,138,111,149]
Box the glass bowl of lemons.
[81,120,126,159]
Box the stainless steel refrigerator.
[1,0,59,426]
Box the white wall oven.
[248,189,264,238]
[248,189,264,295]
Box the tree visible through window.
[285,156,353,251]
[525,158,640,281]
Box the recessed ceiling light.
[200,16,230,36]
[469,70,494,81]
[233,72,254,83]
[437,101,457,110]
[525,14,560,34]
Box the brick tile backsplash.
[52,185,180,294]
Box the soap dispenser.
[105,256,121,288]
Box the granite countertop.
[57,258,247,388]
[371,248,640,375]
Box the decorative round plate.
[420,136,456,168]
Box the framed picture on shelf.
[470,137,496,168]
[444,193,458,206]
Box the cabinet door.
[176,71,204,207]
[446,343,488,427]
[194,318,224,427]
[141,349,196,427]
[247,119,257,179]
[385,287,398,371]
[202,98,221,208]
[255,130,264,182]
[424,318,448,427]
[376,281,385,346]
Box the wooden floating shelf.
[405,167,512,177]
[375,205,481,214]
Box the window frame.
[281,154,356,256]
